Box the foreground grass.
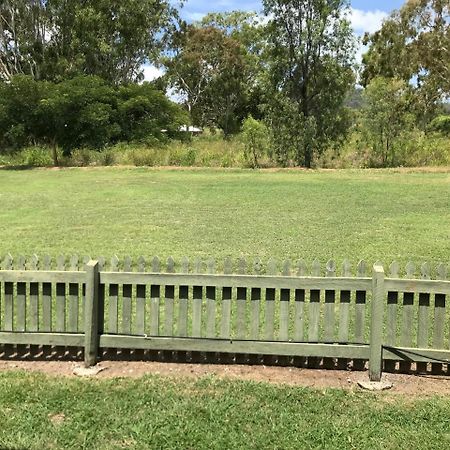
[0,167,449,268]
[0,371,449,449]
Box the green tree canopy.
[0,0,179,84]
[262,0,356,167]
[164,24,252,136]
[361,76,415,167]
[0,75,188,164]
[362,0,450,124]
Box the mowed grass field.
[0,167,450,449]
[0,167,449,270]
[0,372,449,450]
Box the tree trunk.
[304,146,312,168]
[51,139,59,166]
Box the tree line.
[1,0,449,168]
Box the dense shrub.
[0,75,189,163]
[428,115,450,136]
[241,116,269,168]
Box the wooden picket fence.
[0,254,449,381]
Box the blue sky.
[144,0,407,80]
[180,0,405,28]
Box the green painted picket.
[0,254,449,381]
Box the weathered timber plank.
[99,335,370,359]
[250,287,261,340]
[417,263,431,350]
[323,260,336,343]
[249,260,263,342]
[54,256,66,333]
[369,265,385,382]
[2,255,13,331]
[401,263,416,348]
[67,255,79,333]
[386,261,400,347]
[164,285,175,337]
[337,260,351,344]
[383,347,450,364]
[264,259,277,341]
[55,282,66,332]
[433,293,446,350]
[84,261,99,367]
[293,260,306,342]
[0,271,85,283]
[136,284,146,336]
[279,289,290,342]
[4,281,13,332]
[400,294,415,345]
[16,256,26,332]
[122,284,132,335]
[27,255,39,332]
[236,258,247,340]
[135,261,147,336]
[150,285,161,336]
[220,257,232,339]
[41,256,52,332]
[108,284,119,334]
[149,257,161,336]
[384,279,450,295]
[236,287,247,339]
[178,257,189,338]
[108,256,120,334]
[164,257,175,337]
[192,258,203,338]
[96,257,106,336]
[278,258,291,342]
[308,290,320,342]
[308,260,321,343]
[250,260,262,342]
[205,259,216,339]
[354,260,367,344]
[433,263,447,351]
[294,289,305,342]
[0,332,84,347]
[99,272,373,291]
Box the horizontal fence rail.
[0,254,449,381]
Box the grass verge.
[0,167,449,268]
[0,371,449,449]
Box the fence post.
[85,260,99,367]
[369,264,385,381]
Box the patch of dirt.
[48,412,66,425]
[1,360,449,397]
[3,165,448,174]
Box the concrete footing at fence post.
[369,265,385,382]
[84,260,99,367]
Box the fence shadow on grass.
[1,345,448,376]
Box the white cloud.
[349,8,388,34]
[142,64,164,82]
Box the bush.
[98,149,117,166]
[23,147,55,167]
[166,146,197,166]
[124,148,160,166]
[241,116,270,168]
[70,148,97,167]
[428,115,450,136]
[0,76,189,161]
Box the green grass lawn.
[1,167,449,449]
[0,167,449,271]
[0,371,449,450]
